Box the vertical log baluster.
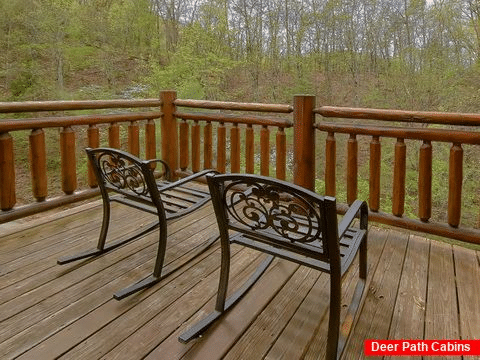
[347,133,358,205]
[145,119,156,160]
[204,121,212,169]
[128,121,140,157]
[325,132,336,197]
[217,122,226,173]
[0,132,16,210]
[276,127,286,180]
[448,143,463,227]
[369,136,381,212]
[87,125,99,188]
[179,119,189,171]
[29,129,48,201]
[245,124,254,174]
[192,120,201,173]
[260,125,270,176]
[60,126,77,195]
[230,123,241,173]
[392,138,406,217]
[109,123,120,149]
[418,140,432,222]
[161,90,178,178]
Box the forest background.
[2,0,480,112]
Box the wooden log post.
[276,127,286,180]
[418,140,432,222]
[392,138,406,217]
[109,123,120,148]
[0,132,16,210]
[448,143,463,227]
[179,119,189,171]
[87,124,100,187]
[217,122,226,173]
[369,136,381,212]
[245,124,254,174]
[230,123,241,173]
[160,90,178,177]
[29,129,48,201]
[325,132,336,196]
[347,133,358,205]
[204,122,212,169]
[293,95,315,191]
[192,120,201,173]
[60,126,77,195]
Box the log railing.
[0,98,162,223]
[0,91,294,224]
[1,92,479,245]
[171,94,293,179]
[314,106,480,244]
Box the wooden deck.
[1,192,480,360]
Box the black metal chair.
[179,173,368,359]
[57,147,218,300]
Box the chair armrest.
[144,158,172,181]
[338,200,368,239]
[157,169,219,193]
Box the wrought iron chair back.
[180,173,368,360]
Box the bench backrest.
[85,147,166,207]
[207,173,340,262]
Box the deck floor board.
[1,193,479,360]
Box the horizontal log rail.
[0,98,161,113]
[0,112,162,132]
[174,111,292,128]
[315,122,480,144]
[316,106,480,126]
[174,99,293,113]
[315,106,480,244]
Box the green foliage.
[147,22,237,100]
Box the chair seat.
[231,227,366,275]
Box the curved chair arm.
[338,200,368,239]
[144,158,172,181]
[157,169,219,193]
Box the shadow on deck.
[1,191,479,360]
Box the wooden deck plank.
[0,207,212,323]
[221,266,319,359]
[1,195,479,360]
[388,235,430,342]
[342,228,409,359]
[13,222,220,360]
[453,245,480,339]
[0,221,219,359]
[424,240,460,360]
[303,226,390,360]
[142,259,298,360]
[99,248,265,360]
[178,260,300,360]
[0,200,104,259]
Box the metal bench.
[57,147,218,300]
[179,173,368,359]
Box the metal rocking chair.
[179,173,368,360]
[57,147,218,300]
